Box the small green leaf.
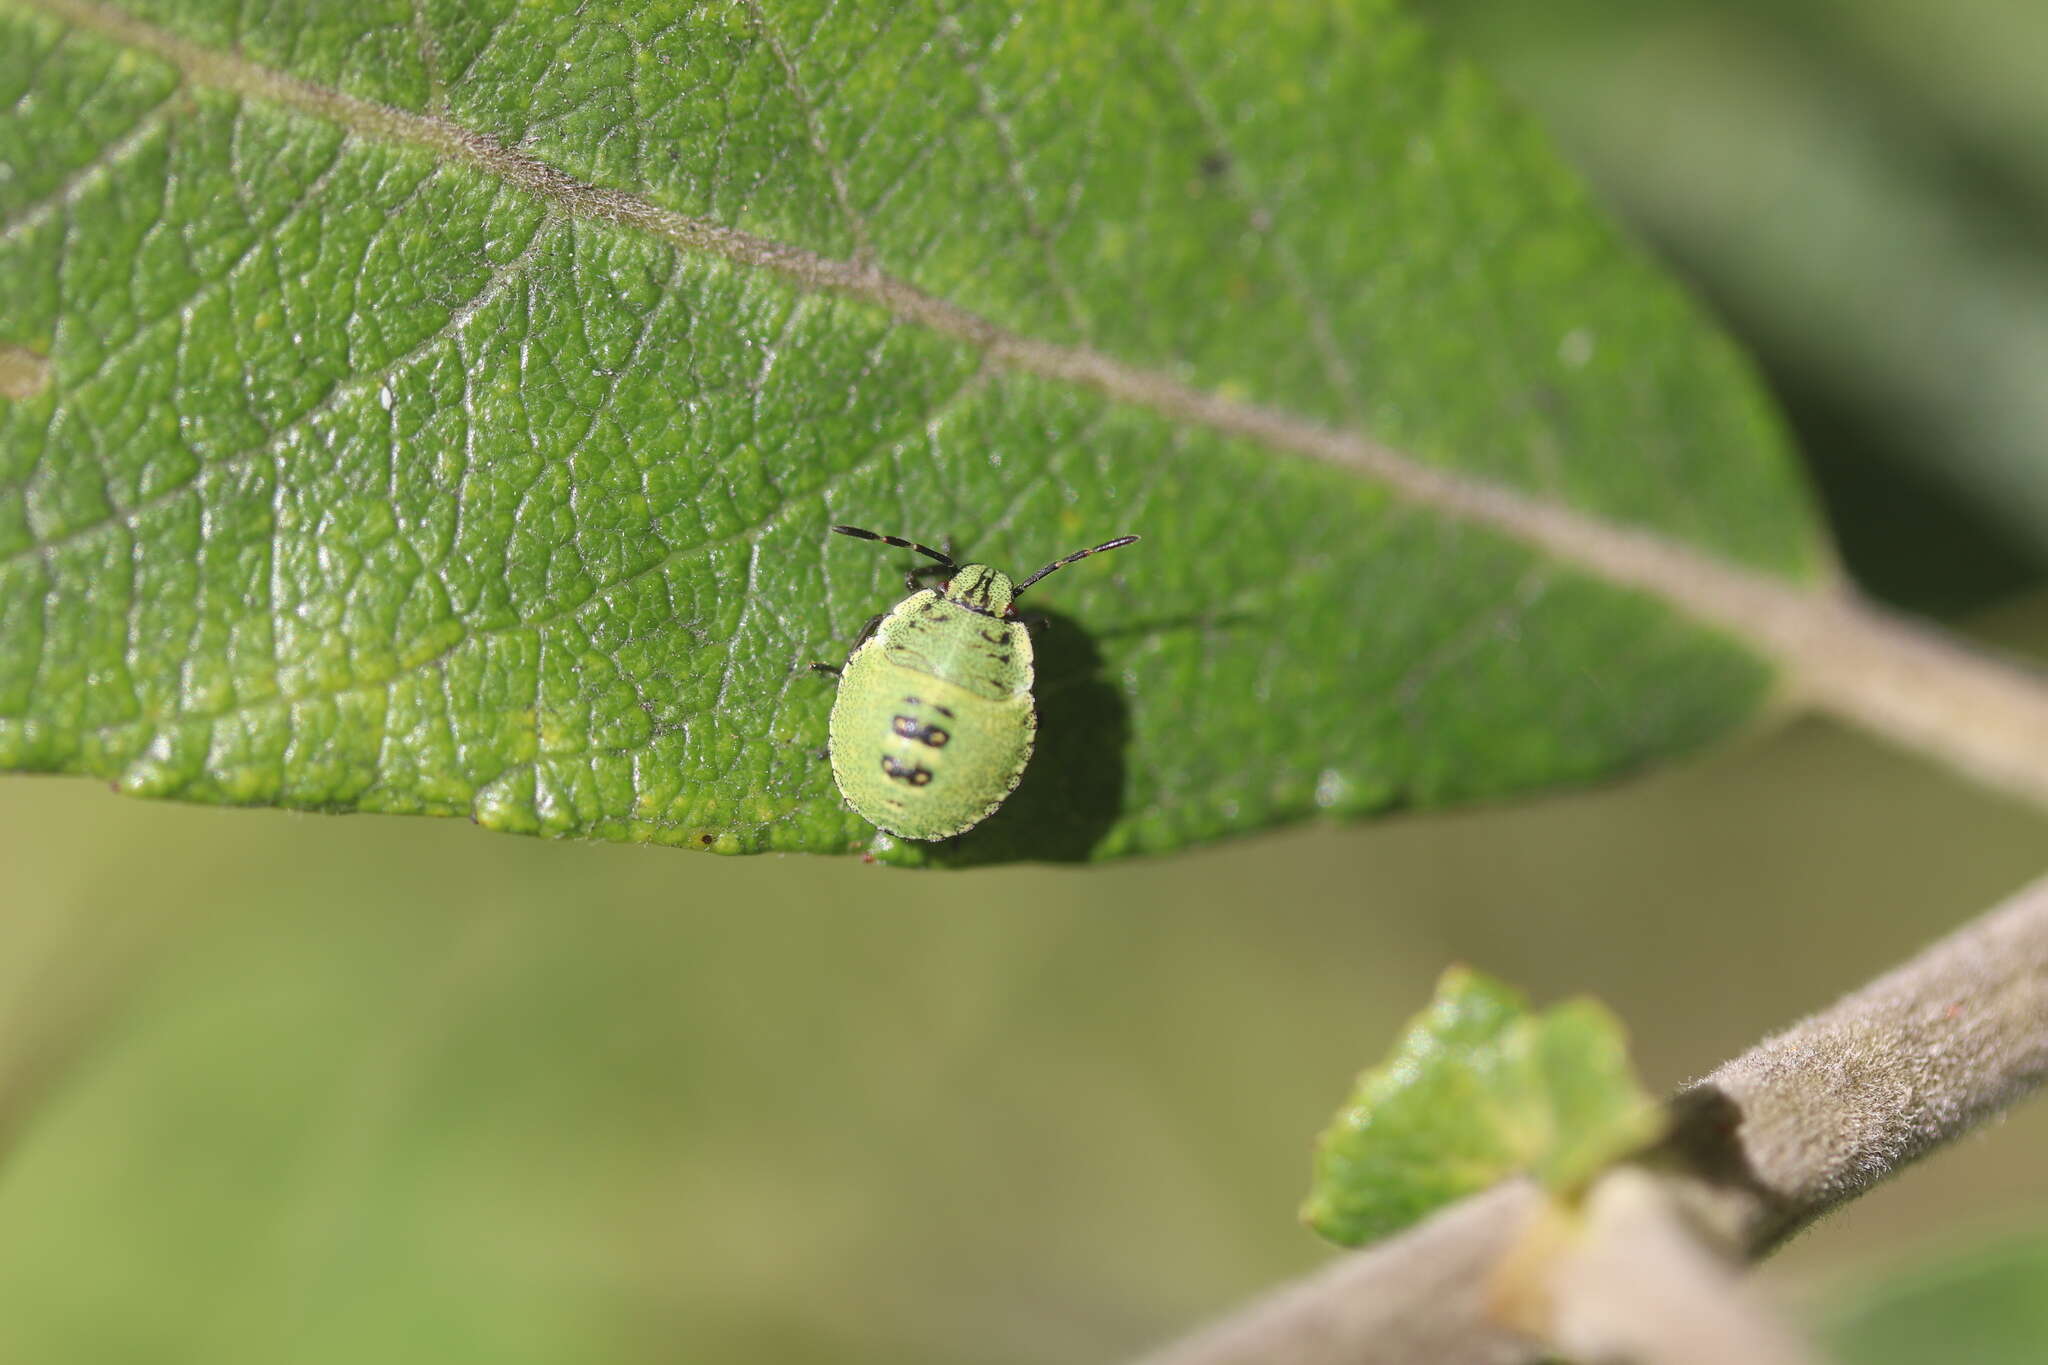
[1302,966,1665,1246]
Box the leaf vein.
[10,205,555,570]
[936,4,1091,341]
[740,0,875,266]
[12,0,1841,727]
[1143,6,1362,423]
[0,89,180,246]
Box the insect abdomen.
[827,652,1035,841]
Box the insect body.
[821,524,1139,840]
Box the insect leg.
[810,612,887,676]
[905,562,952,592]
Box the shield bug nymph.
[816,524,1139,840]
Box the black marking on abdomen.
[892,715,951,747]
[901,696,957,720]
[880,755,934,787]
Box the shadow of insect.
[922,605,1130,867]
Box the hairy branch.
[1686,864,2048,1252]
[1134,1182,1547,1365]
[1135,870,2048,1365]
[1543,1170,1824,1365]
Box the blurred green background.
[8,0,2048,1361]
[5,683,2048,1363]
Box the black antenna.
[830,525,956,568]
[1012,535,1139,597]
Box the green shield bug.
[817,524,1139,841]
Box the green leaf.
[0,0,1824,863]
[1302,966,1665,1246]
[1823,1229,2048,1365]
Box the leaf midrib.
[12,0,1823,624]
[27,0,2048,820]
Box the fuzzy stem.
[1134,870,2048,1365]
